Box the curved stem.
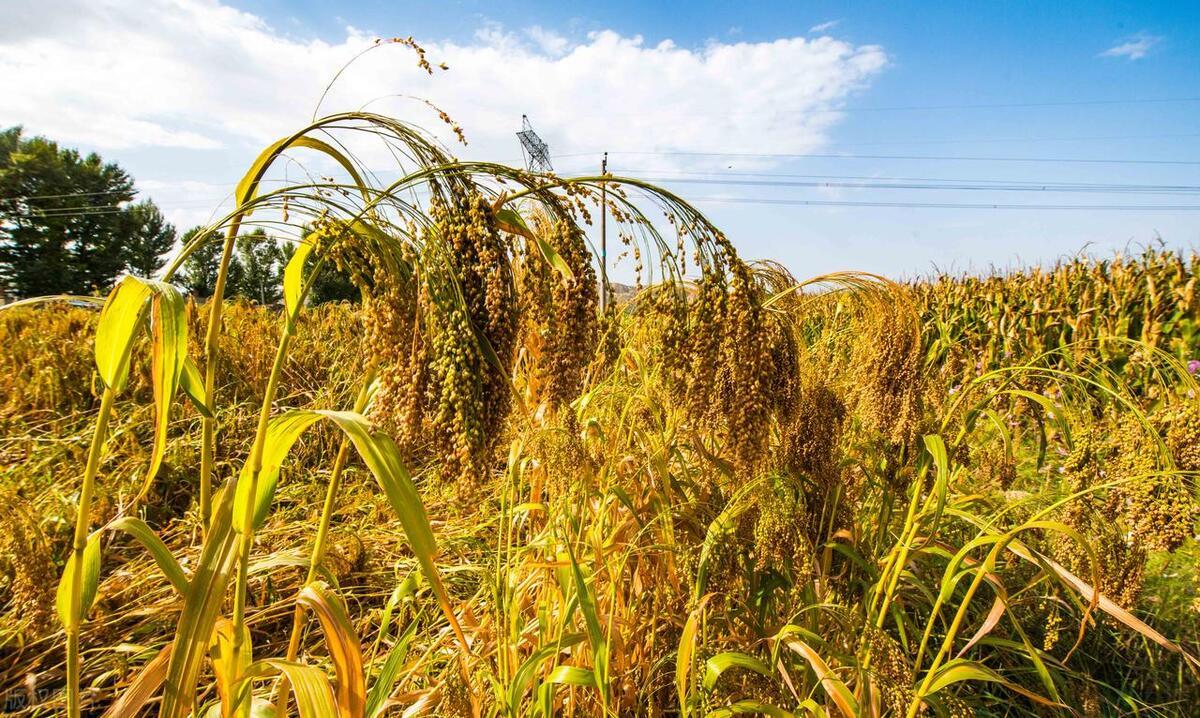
[198,230,240,530]
[274,367,376,716]
[64,386,116,718]
[906,544,1002,718]
[228,257,326,690]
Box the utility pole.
[599,151,608,312]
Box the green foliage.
[0,126,136,297]
[122,199,176,278]
[307,256,359,304]
[177,225,235,299]
[234,229,285,305]
[177,226,304,304]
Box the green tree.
[309,261,359,304]
[122,199,176,277]
[178,226,239,298]
[300,225,359,304]
[233,229,284,304]
[0,126,136,297]
[178,226,353,305]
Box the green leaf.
[563,541,604,655]
[676,596,711,718]
[236,135,367,210]
[180,356,214,419]
[232,410,322,533]
[707,700,796,718]
[563,538,608,697]
[93,275,191,497]
[495,206,574,281]
[283,237,316,316]
[238,409,468,652]
[201,698,276,718]
[365,618,419,718]
[108,517,189,597]
[924,659,1003,695]
[702,652,773,692]
[162,485,241,718]
[507,635,586,711]
[0,294,104,312]
[209,618,252,718]
[369,572,417,661]
[782,639,860,717]
[545,665,597,687]
[696,479,763,598]
[56,531,101,628]
[921,657,1063,710]
[143,280,187,494]
[952,509,1200,668]
[94,275,153,392]
[250,660,338,718]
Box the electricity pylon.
[516,115,553,173]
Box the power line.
[557,150,1200,166]
[19,208,131,218]
[9,198,228,220]
[685,196,1200,210]
[763,132,1200,149]
[598,96,1200,120]
[584,168,1200,192]
[2,189,133,202]
[617,175,1200,196]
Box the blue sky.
[2,1,1198,280]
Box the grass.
[0,104,1198,718]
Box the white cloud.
[525,25,570,56]
[0,0,887,229]
[1100,32,1162,60]
[809,20,842,34]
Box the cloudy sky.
[1,0,1198,280]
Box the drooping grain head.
[0,492,57,641]
[517,214,599,413]
[849,297,924,450]
[1106,414,1197,553]
[1163,400,1200,472]
[779,375,846,487]
[751,478,812,583]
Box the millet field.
[2,104,1199,717]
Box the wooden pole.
[600,151,608,312]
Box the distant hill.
[608,282,638,303]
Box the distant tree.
[0,126,136,297]
[309,261,359,304]
[178,226,350,305]
[300,225,359,304]
[233,229,284,304]
[177,226,239,299]
[122,199,176,277]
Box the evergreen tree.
[176,228,228,301]
[0,126,135,296]
[309,260,360,304]
[233,229,284,304]
[122,199,176,277]
[299,225,359,304]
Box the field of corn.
[2,107,1200,718]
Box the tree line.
[0,126,355,304]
